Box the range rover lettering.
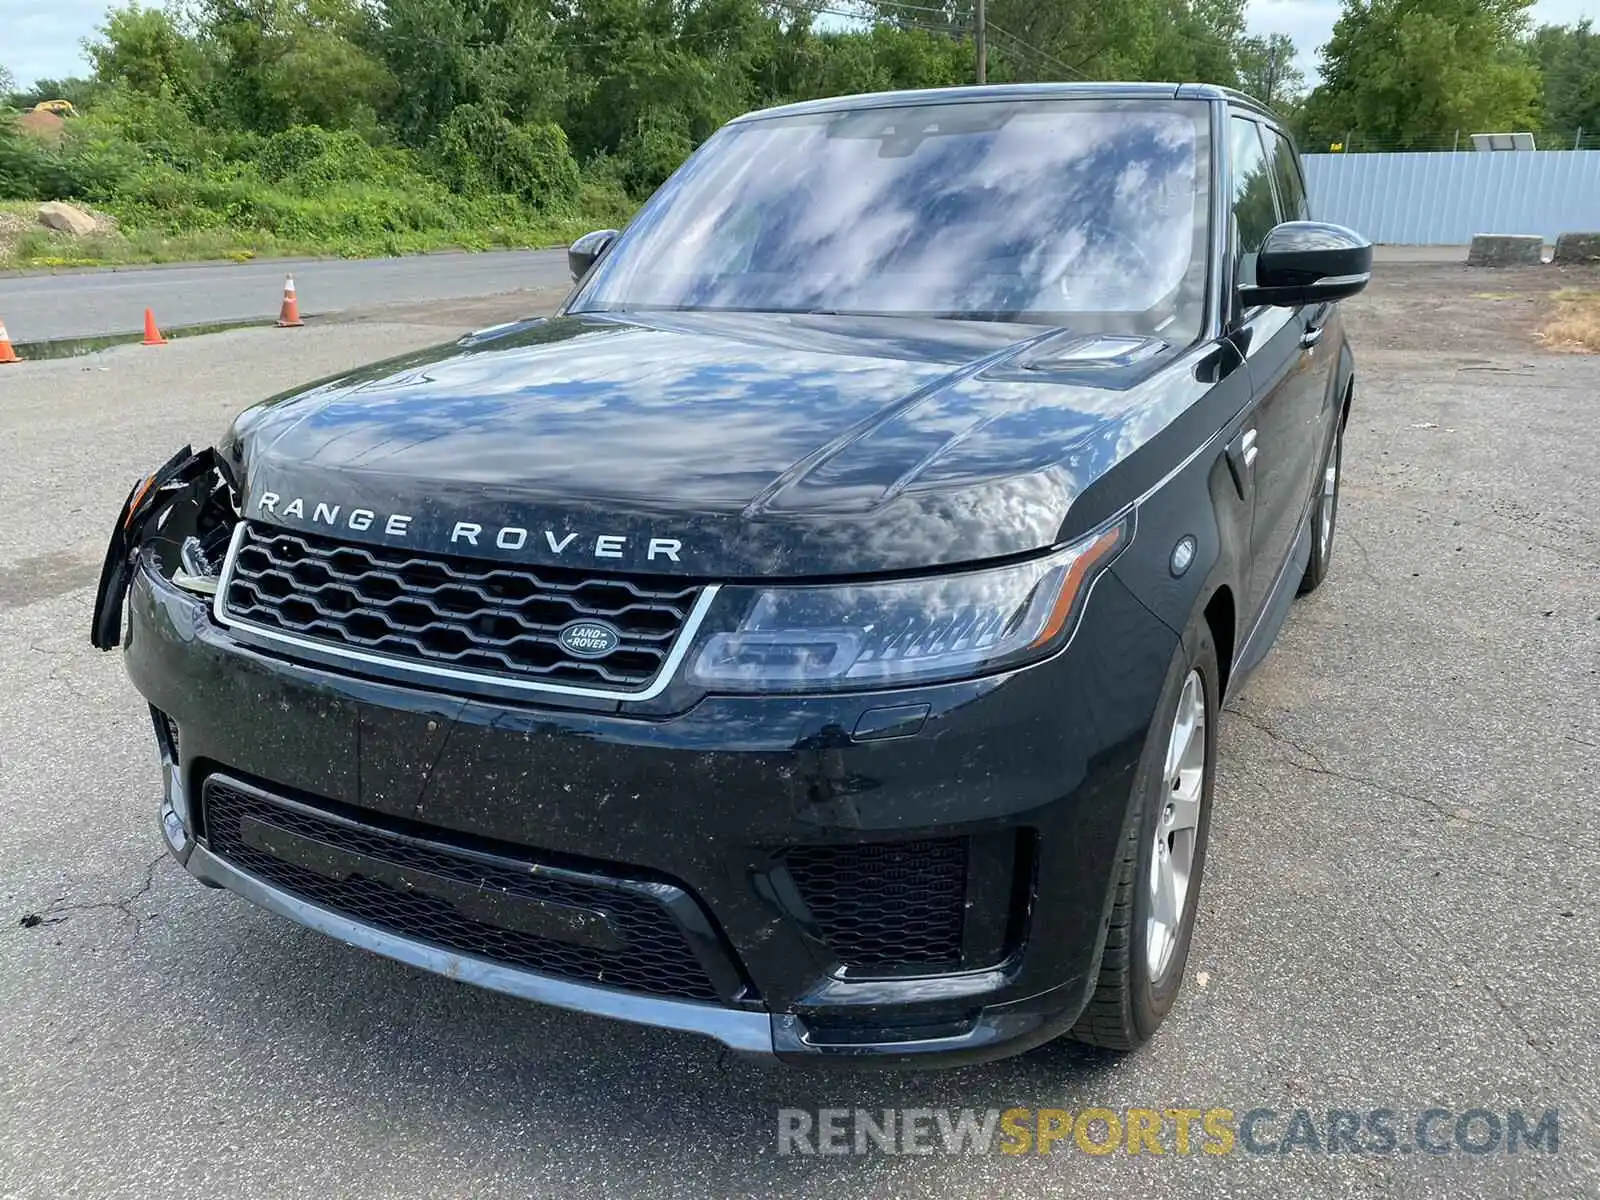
[90,83,1369,1065]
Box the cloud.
[0,0,101,86]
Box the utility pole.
[976,0,987,84]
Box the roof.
[733,82,1275,124]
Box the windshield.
[572,98,1212,340]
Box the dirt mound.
[15,110,66,142]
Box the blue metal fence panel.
[1302,151,1600,244]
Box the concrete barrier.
[1467,234,1544,267]
[1553,232,1600,264]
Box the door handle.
[1300,323,1325,349]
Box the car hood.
[221,310,1200,577]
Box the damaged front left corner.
[90,445,237,651]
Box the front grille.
[221,522,700,691]
[785,838,968,971]
[203,777,723,1002]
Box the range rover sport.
[91,83,1369,1065]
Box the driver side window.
[1229,118,1277,290]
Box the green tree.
[10,77,107,111]
[374,0,569,146]
[0,64,14,102]
[199,0,396,133]
[553,0,771,161]
[1529,21,1600,136]
[87,4,210,107]
[1302,0,1541,149]
[1235,32,1304,108]
[898,0,1248,85]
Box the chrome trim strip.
[210,521,721,702]
[175,838,775,1054]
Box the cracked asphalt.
[1,270,1597,1198]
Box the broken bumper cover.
[134,556,1178,1065]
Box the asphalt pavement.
[0,244,1473,348]
[0,272,1595,1198]
[0,248,571,343]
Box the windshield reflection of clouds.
[576,101,1207,339]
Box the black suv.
[92,83,1368,1066]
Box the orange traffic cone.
[142,308,167,346]
[276,276,304,327]
[0,319,20,364]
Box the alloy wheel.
[1146,669,1206,983]
[1320,427,1342,561]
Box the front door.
[1227,116,1314,626]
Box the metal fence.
[1302,151,1600,244]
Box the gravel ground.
[0,268,1596,1198]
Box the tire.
[1298,417,1343,595]
[1067,622,1219,1052]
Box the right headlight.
[685,514,1130,693]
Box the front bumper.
[132,559,1176,1065]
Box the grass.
[0,199,627,272]
[1539,288,1600,352]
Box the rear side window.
[1266,128,1309,221]
[1229,118,1276,288]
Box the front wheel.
[1298,418,1343,594]
[1067,624,1219,1051]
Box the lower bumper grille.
[785,838,968,971]
[202,776,725,1003]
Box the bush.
[431,105,581,208]
[257,125,412,194]
[499,122,581,209]
[255,125,339,182]
[3,92,628,268]
[0,124,72,198]
[616,112,693,198]
[576,152,635,225]
[70,86,221,173]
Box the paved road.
[0,276,1595,1198]
[0,244,1465,346]
[0,248,571,343]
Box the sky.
[1,0,1598,90]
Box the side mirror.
[568,229,619,284]
[1239,221,1372,308]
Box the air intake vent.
[203,776,727,1002]
[785,838,968,971]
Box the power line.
[984,21,1089,79]
[775,2,969,37]
[864,0,963,17]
